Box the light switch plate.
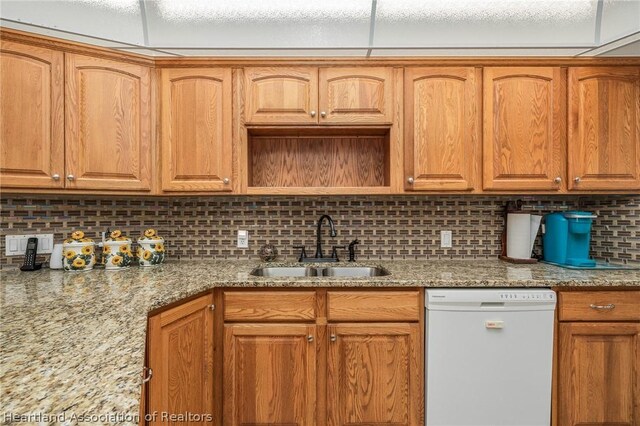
[5,234,54,256]
[440,230,452,248]
[237,230,249,248]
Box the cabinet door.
[404,67,480,191]
[147,294,215,425]
[161,68,232,192]
[244,67,318,124]
[327,323,421,426]
[483,67,566,191]
[65,54,152,190]
[559,322,640,426]
[568,67,640,191]
[0,41,64,189]
[224,323,316,426]
[319,67,393,124]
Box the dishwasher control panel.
[499,292,556,301]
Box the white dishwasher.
[425,289,556,426]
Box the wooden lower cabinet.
[223,323,317,426]
[327,323,421,426]
[147,293,215,425]
[558,322,640,426]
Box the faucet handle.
[293,246,307,262]
[331,245,346,261]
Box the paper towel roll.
[507,213,532,259]
[529,215,542,255]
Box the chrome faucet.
[315,214,337,258]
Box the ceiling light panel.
[0,0,145,45]
[374,0,599,47]
[143,0,371,48]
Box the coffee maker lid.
[563,211,597,219]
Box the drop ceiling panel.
[374,0,599,47]
[0,0,145,46]
[600,0,640,44]
[143,0,371,48]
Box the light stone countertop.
[1,259,639,425]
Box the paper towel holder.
[499,200,539,264]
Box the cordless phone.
[20,237,42,271]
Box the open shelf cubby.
[247,128,391,193]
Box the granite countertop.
[1,259,639,425]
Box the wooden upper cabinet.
[483,67,566,191]
[147,293,215,426]
[318,67,393,124]
[244,67,318,124]
[559,322,640,426]
[404,67,480,191]
[160,68,232,192]
[65,54,152,191]
[568,67,640,191]
[0,41,64,189]
[224,323,317,426]
[327,323,421,426]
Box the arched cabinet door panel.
[65,53,152,191]
[404,67,480,191]
[0,41,64,189]
[160,68,232,192]
[483,67,566,191]
[244,67,318,124]
[319,67,393,124]
[568,66,640,191]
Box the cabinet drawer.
[559,291,640,322]
[224,291,316,321]
[327,290,420,322]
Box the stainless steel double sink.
[250,266,389,278]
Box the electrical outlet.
[237,230,249,248]
[440,230,452,248]
[5,234,54,256]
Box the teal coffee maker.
[543,211,597,267]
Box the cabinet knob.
[307,335,314,343]
[574,177,581,184]
[554,176,562,184]
[223,178,230,184]
[320,111,326,118]
[66,174,75,181]
[330,334,337,342]
[407,177,414,184]
[310,111,316,117]
[52,174,60,181]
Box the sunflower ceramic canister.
[137,229,165,267]
[103,230,134,270]
[62,231,96,272]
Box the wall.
[1,195,638,268]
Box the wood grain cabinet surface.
[568,66,640,191]
[147,294,215,426]
[327,323,421,426]
[223,323,317,426]
[483,67,566,191]
[65,53,152,191]
[404,67,480,191]
[244,67,319,124]
[160,68,232,192]
[319,67,393,124]
[558,322,640,426]
[0,41,64,189]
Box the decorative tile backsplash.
[1,195,638,268]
